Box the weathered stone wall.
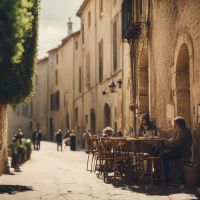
[148,0,200,128]
[147,0,200,160]
[0,105,8,175]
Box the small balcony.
[122,0,149,41]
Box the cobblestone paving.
[0,142,198,200]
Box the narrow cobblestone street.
[0,142,198,200]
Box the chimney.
[67,18,73,35]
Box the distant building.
[8,1,132,144]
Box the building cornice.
[47,47,58,54]
[61,31,80,47]
[76,0,90,17]
[37,57,48,64]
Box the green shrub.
[8,140,32,164]
[0,0,40,105]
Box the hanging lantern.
[108,80,117,93]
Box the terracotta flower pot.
[184,165,199,187]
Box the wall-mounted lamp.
[108,79,123,93]
[108,80,117,93]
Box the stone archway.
[175,44,191,126]
[172,33,194,128]
[104,103,111,127]
[138,49,149,114]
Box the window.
[85,114,88,125]
[66,113,70,129]
[88,11,91,27]
[98,39,103,82]
[50,94,54,110]
[81,22,84,44]
[30,121,32,130]
[136,0,142,21]
[75,41,78,49]
[113,19,118,72]
[56,54,59,64]
[22,104,29,117]
[29,101,33,117]
[79,67,82,93]
[75,107,78,124]
[86,53,90,85]
[35,75,39,86]
[99,0,103,17]
[55,69,58,85]
[16,106,20,116]
[140,0,143,16]
[55,91,60,110]
[50,91,60,111]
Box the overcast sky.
[38,0,84,58]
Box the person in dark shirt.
[163,116,192,181]
[32,128,38,150]
[36,130,42,150]
[138,113,157,137]
[15,128,23,144]
[55,129,63,151]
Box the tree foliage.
[0,0,40,104]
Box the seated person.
[163,117,192,182]
[138,113,157,137]
[101,127,114,137]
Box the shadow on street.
[113,183,200,199]
[0,185,33,195]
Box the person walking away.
[36,130,42,150]
[15,128,23,144]
[81,129,87,149]
[64,129,70,148]
[55,129,63,151]
[32,128,38,150]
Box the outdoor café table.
[127,137,166,183]
[127,137,166,153]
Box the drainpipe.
[94,0,98,132]
[47,61,50,140]
[129,41,137,135]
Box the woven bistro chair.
[112,138,132,185]
[94,137,114,182]
[86,135,98,172]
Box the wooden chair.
[148,155,166,184]
[112,138,132,184]
[86,135,98,172]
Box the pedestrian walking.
[36,130,42,150]
[15,128,23,144]
[32,128,38,150]
[55,129,63,151]
[64,129,70,148]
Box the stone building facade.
[75,0,132,140]
[8,0,132,145]
[122,0,200,161]
[48,31,81,141]
[8,57,49,140]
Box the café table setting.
[86,133,166,185]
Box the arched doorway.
[90,109,96,134]
[174,44,191,126]
[138,49,149,113]
[104,103,111,127]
